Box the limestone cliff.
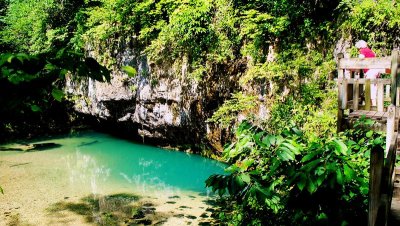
[65,43,245,151]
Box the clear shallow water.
[67,132,225,193]
[0,131,226,225]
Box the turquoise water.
[1,131,226,193]
[69,132,226,193]
[0,131,227,225]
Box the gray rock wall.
[65,41,269,150]
[65,44,206,147]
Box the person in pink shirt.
[355,40,381,106]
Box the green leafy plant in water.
[206,119,384,225]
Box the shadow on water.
[0,142,61,152]
[77,140,99,147]
[46,193,171,225]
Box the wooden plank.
[369,145,385,226]
[348,111,389,120]
[339,57,391,70]
[349,110,368,118]
[378,83,384,112]
[337,78,391,85]
[373,112,385,119]
[383,112,389,118]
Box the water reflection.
[54,132,226,195]
[64,150,111,194]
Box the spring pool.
[0,131,226,225]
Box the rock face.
[65,44,238,149]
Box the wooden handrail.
[339,57,391,70]
[337,50,400,226]
[337,78,391,85]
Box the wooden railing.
[337,50,400,226]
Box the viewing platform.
[337,50,400,226]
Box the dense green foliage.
[206,119,384,225]
[1,0,399,221]
[1,0,84,53]
[340,0,400,56]
[0,50,110,142]
[0,0,110,142]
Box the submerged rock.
[168,195,180,199]
[31,143,61,151]
[77,140,99,147]
[0,142,61,152]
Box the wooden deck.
[337,50,400,226]
[348,110,389,120]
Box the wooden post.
[385,85,390,99]
[342,79,348,110]
[390,50,399,105]
[377,82,384,112]
[383,133,398,226]
[366,79,371,110]
[369,145,384,226]
[354,73,360,110]
[386,105,396,154]
[337,53,344,132]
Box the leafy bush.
[206,120,384,225]
[0,0,84,54]
[207,93,257,128]
[339,0,400,55]
[0,50,110,143]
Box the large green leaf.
[277,146,295,161]
[51,88,64,102]
[336,168,344,185]
[262,135,276,147]
[344,164,356,181]
[297,174,307,191]
[307,178,317,193]
[122,65,137,77]
[333,139,348,155]
[240,173,251,184]
[239,158,254,171]
[302,159,321,172]
[225,164,240,173]
[30,104,42,112]
[301,151,319,162]
[281,141,301,155]
[254,131,266,147]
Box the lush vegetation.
[206,119,384,225]
[1,0,399,224]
